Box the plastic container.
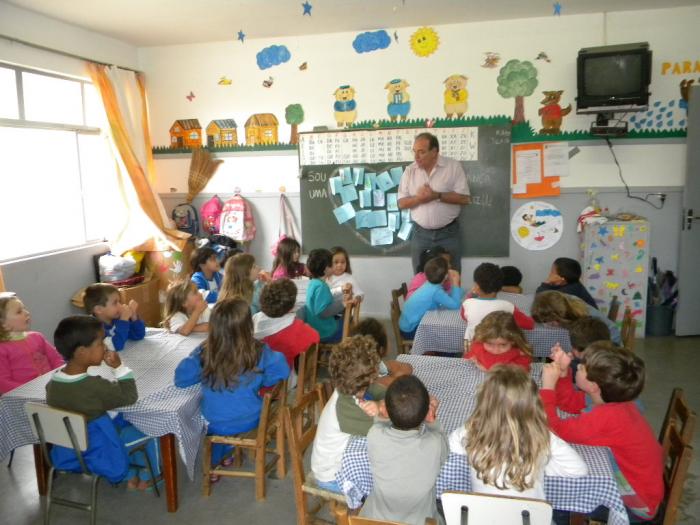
[646,305,674,336]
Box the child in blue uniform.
[84,283,145,352]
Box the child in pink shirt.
[271,237,306,280]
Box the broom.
[186,148,223,203]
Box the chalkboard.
[300,125,511,257]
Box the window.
[0,63,120,261]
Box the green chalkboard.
[300,125,511,257]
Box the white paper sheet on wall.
[515,149,542,184]
[543,142,570,178]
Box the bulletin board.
[511,142,567,198]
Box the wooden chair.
[296,343,319,406]
[655,424,694,525]
[284,386,347,525]
[347,516,437,524]
[202,381,287,500]
[659,388,696,452]
[342,300,362,340]
[320,380,334,406]
[440,491,552,525]
[390,283,412,354]
[607,295,620,322]
[620,306,637,352]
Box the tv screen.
[577,43,651,114]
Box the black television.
[576,42,652,115]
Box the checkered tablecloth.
[412,309,572,359]
[0,329,205,479]
[336,355,628,525]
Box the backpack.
[200,195,223,235]
[172,203,199,236]
[219,195,256,242]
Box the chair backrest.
[348,517,437,525]
[25,402,88,451]
[661,424,694,525]
[390,283,411,354]
[607,295,620,322]
[296,343,319,406]
[659,388,696,451]
[620,306,637,352]
[284,386,324,489]
[257,381,287,446]
[441,491,553,525]
[342,300,362,340]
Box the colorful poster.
[511,201,563,251]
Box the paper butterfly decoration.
[185,91,195,101]
[613,225,626,237]
[262,77,274,88]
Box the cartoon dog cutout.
[385,79,411,122]
[333,85,358,128]
[443,74,468,118]
[538,90,571,134]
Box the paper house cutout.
[245,113,279,145]
[206,119,238,147]
[170,119,202,148]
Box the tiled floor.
[1,333,698,524]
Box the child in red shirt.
[464,311,532,372]
[541,342,663,520]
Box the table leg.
[160,434,178,512]
[33,444,48,495]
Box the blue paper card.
[376,171,395,192]
[371,227,394,246]
[398,221,413,240]
[387,193,398,211]
[388,212,400,231]
[355,210,371,229]
[333,203,356,224]
[340,184,359,204]
[390,166,404,186]
[401,209,412,223]
[340,167,352,185]
[330,176,342,195]
[359,189,372,208]
[373,190,385,207]
[353,167,365,186]
[367,210,387,228]
[364,172,377,190]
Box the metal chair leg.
[90,475,100,525]
[6,449,14,468]
[141,446,161,498]
[44,466,55,525]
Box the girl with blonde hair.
[219,253,266,314]
[464,311,532,372]
[531,290,588,328]
[448,365,587,499]
[162,280,210,335]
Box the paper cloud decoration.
[352,30,391,54]
[256,45,291,70]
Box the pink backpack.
[200,195,223,235]
[219,194,256,242]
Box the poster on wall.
[511,201,563,251]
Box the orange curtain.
[0,267,6,292]
[86,63,188,251]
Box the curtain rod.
[0,33,141,73]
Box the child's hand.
[425,395,439,423]
[358,399,380,418]
[541,362,561,389]
[549,343,571,377]
[119,303,132,321]
[194,298,209,316]
[103,350,122,368]
[448,269,461,287]
[128,300,139,320]
[258,270,271,283]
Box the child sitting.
[327,246,364,303]
[0,293,64,394]
[531,290,588,329]
[311,335,386,493]
[464,311,533,372]
[173,298,289,479]
[271,236,306,280]
[567,316,611,376]
[461,263,533,343]
[190,246,223,304]
[449,364,587,501]
[162,280,210,335]
[359,375,446,524]
[84,283,145,352]
[48,315,160,488]
[406,246,459,300]
[536,257,597,309]
[218,253,267,314]
[253,279,320,369]
[500,265,523,294]
[542,343,663,520]
[304,248,350,343]
[349,318,412,388]
[399,256,463,340]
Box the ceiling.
[5,0,700,47]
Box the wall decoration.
[262,76,274,88]
[511,142,562,198]
[385,79,411,122]
[511,201,563,251]
[333,85,358,128]
[185,91,195,102]
[553,2,562,16]
[170,119,202,149]
[285,104,305,144]
[443,74,469,118]
[206,120,238,148]
[299,62,308,71]
[217,76,232,86]
[393,31,399,43]
[237,30,246,43]
[535,52,551,63]
[352,30,391,54]
[660,60,700,75]
[256,45,291,70]
[538,90,571,134]
[629,98,687,130]
[497,60,539,124]
[302,1,312,16]
[482,52,501,69]
[409,27,440,57]
[245,114,279,145]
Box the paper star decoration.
[553,2,562,16]
[237,30,245,43]
[302,1,312,16]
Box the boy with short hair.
[500,265,523,294]
[359,375,446,524]
[190,246,222,304]
[47,315,159,488]
[536,257,597,309]
[349,318,412,388]
[461,262,533,343]
[253,278,320,369]
[542,343,663,520]
[567,316,611,376]
[84,283,145,352]
[310,335,386,493]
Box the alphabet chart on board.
[299,127,479,166]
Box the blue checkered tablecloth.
[0,329,205,479]
[336,355,628,525]
[412,309,572,358]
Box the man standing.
[398,132,470,274]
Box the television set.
[576,42,652,115]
